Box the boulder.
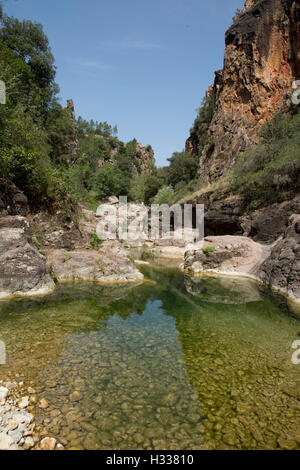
[46,240,144,283]
[258,214,300,301]
[184,235,270,277]
[0,216,55,299]
[0,179,28,216]
[241,196,300,243]
[40,437,57,451]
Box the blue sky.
[4,0,245,166]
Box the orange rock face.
[193,0,300,182]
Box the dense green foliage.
[0,8,72,209]
[152,185,175,205]
[230,108,300,208]
[0,8,155,209]
[61,126,155,204]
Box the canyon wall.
[187,0,300,182]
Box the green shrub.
[93,163,124,200]
[152,185,175,205]
[229,109,300,207]
[202,246,216,254]
[89,234,102,249]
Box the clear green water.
[0,267,300,450]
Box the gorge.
[0,0,300,451]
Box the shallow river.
[0,266,300,450]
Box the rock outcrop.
[0,179,28,216]
[258,214,300,301]
[184,235,269,277]
[182,189,300,243]
[187,0,300,182]
[182,214,300,304]
[133,142,155,174]
[0,211,144,298]
[0,216,55,299]
[46,240,144,283]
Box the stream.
[0,266,300,450]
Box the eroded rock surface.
[258,214,300,300]
[187,0,300,182]
[46,240,144,283]
[184,235,270,277]
[183,190,300,243]
[0,179,28,216]
[0,216,55,299]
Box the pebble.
[38,398,49,409]
[40,437,57,451]
[23,436,35,449]
[0,387,8,402]
[18,397,29,409]
[277,438,298,450]
[70,391,82,402]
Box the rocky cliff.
[187,0,300,182]
[131,141,155,174]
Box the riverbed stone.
[23,436,35,449]
[70,391,82,402]
[18,396,29,409]
[0,432,15,450]
[0,217,55,299]
[38,398,49,409]
[184,235,269,277]
[40,437,57,450]
[0,387,8,402]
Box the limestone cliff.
[187,0,300,182]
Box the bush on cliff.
[230,108,300,208]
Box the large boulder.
[0,216,55,299]
[184,235,269,277]
[258,214,300,301]
[241,196,300,243]
[0,179,28,216]
[46,240,144,283]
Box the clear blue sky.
[4,0,245,166]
